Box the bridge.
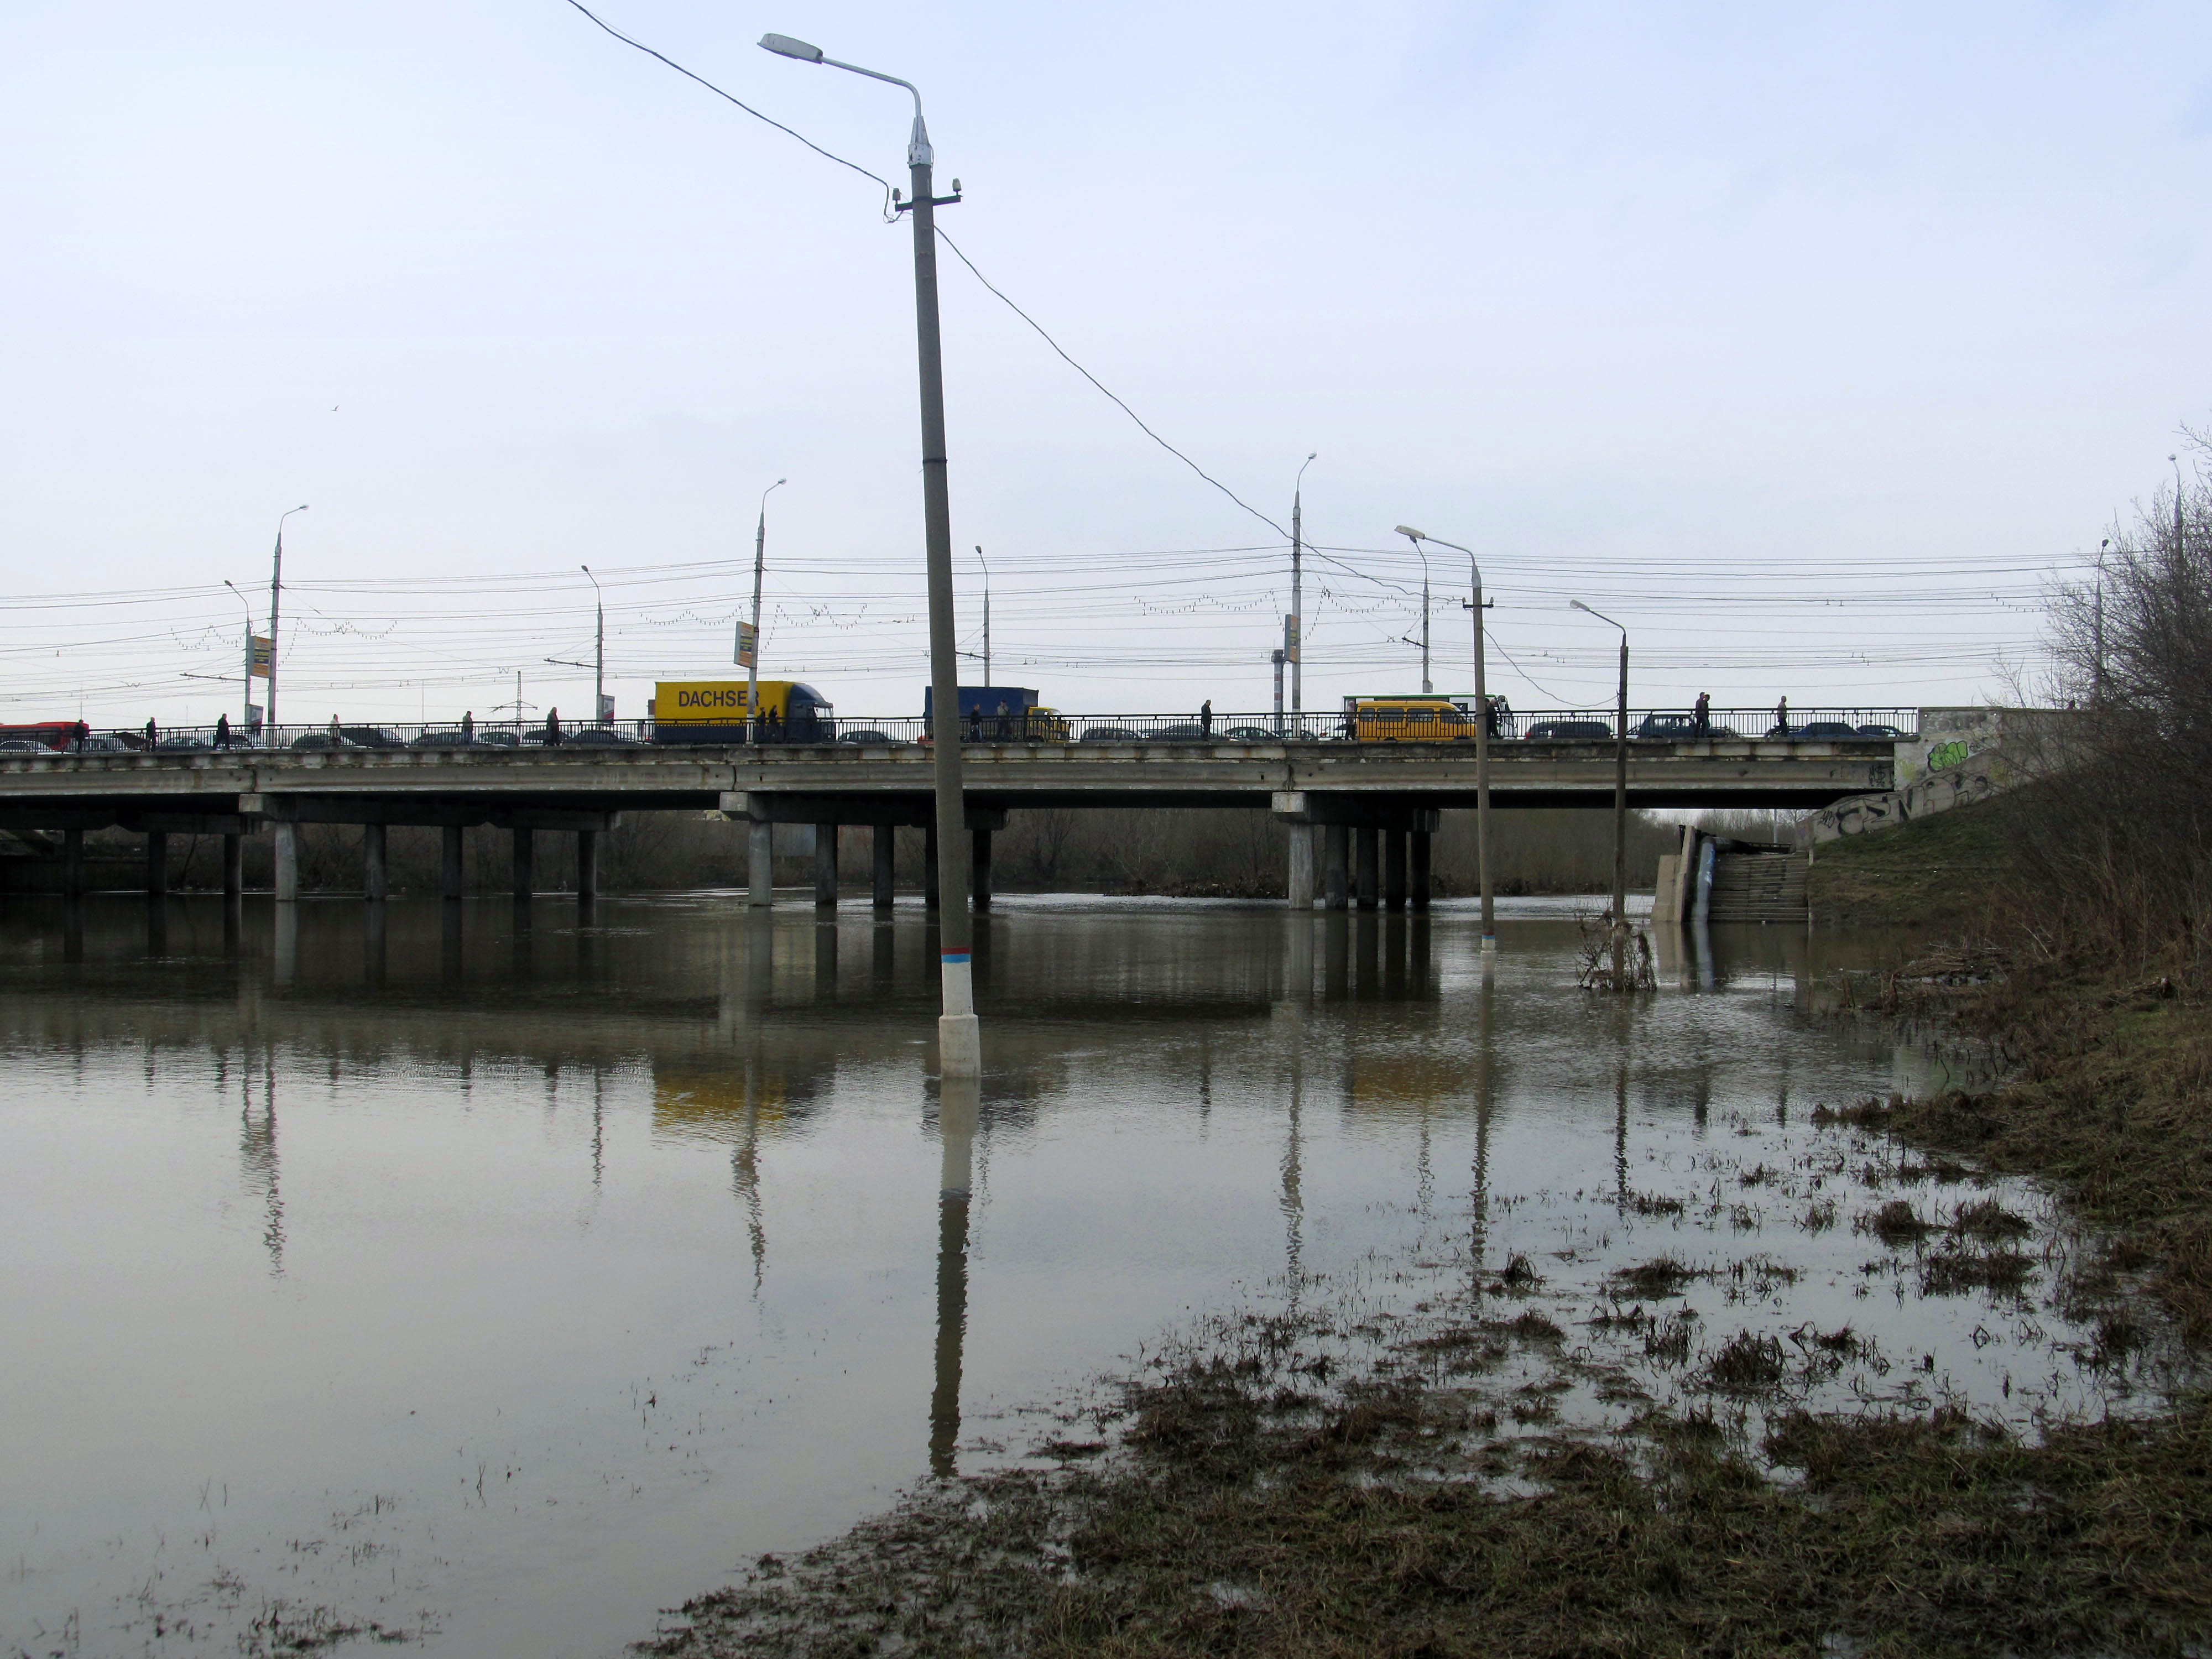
[0,705,1922,912]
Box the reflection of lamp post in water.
[1571,599,1631,983]
[930,1074,979,1477]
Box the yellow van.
[1344,696,1475,742]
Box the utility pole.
[1271,645,1286,731]
[1573,600,1630,984]
[760,32,978,1076]
[749,479,785,743]
[1400,528,1493,952]
[266,505,307,733]
[975,546,990,685]
[581,565,606,723]
[1291,453,1315,716]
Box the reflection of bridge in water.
[0,722,1906,910]
[0,893,1900,1475]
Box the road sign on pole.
[734,620,758,669]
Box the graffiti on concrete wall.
[1926,739,1972,772]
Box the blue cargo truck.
[921,686,1066,741]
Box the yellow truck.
[651,679,834,743]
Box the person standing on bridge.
[1200,699,1213,737]
[462,710,474,742]
[1773,695,1789,736]
[546,708,562,746]
[1693,692,1710,739]
[994,698,1011,739]
[215,712,230,749]
[144,717,157,748]
[327,713,340,746]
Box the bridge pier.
[222,832,242,898]
[972,828,993,912]
[1384,829,1407,911]
[872,824,895,910]
[815,823,838,909]
[1288,823,1314,911]
[442,826,465,899]
[1323,825,1349,911]
[62,828,84,899]
[364,823,387,902]
[512,827,534,899]
[1410,829,1431,910]
[273,822,298,903]
[1354,827,1379,911]
[578,828,599,901]
[145,830,168,897]
[748,821,773,908]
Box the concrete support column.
[1410,830,1432,911]
[63,828,85,899]
[363,823,388,902]
[441,826,465,899]
[273,822,298,904]
[1383,829,1407,911]
[221,833,242,898]
[577,829,599,901]
[1288,823,1314,911]
[971,828,993,912]
[747,820,774,908]
[872,824,895,911]
[814,823,839,909]
[925,824,941,911]
[1323,824,1349,911]
[511,827,534,900]
[1355,827,1379,911]
[145,831,168,897]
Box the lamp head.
[1571,600,1593,614]
[759,33,823,61]
[1394,525,1425,542]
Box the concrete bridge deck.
[0,732,1892,914]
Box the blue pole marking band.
[941,951,971,966]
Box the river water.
[0,893,2166,1657]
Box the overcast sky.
[3,0,2207,728]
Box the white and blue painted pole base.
[1481,933,1496,954]
[938,951,982,1077]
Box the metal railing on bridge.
[2,707,1921,757]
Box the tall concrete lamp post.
[760,32,979,1077]
[1398,528,1493,953]
[1571,599,1630,981]
[221,578,255,735]
[748,478,785,743]
[580,564,606,723]
[1290,452,1316,721]
[265,504,307,733]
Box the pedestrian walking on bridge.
[1200,699,1213,737]
[1693,692,1710,739]
[546,708,563,746]
[1773,695,1789,736]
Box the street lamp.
[748,478,785,743]
[761,32,979,1077]
[580,564,606,723]
[266,505,307,732]
[1290,452,1316,719]
[2095,538,2109,697]
[974,546,990,686]
[221,578,255,737]
[1399,527,1493,953]
[1571,599,1630,979]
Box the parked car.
[1522,720,1614,740]
[1793,721,1861,739]
[409,730,476,748]
[1855,723,1905,738]
[290,732,354,751]
[1152,724,1208,742]
[340,726,404,749]
[837,729,896,744]
[0,739,46,753]
[78,734,135,754]
[1077,727,1143,743]
[562,728,643,747]
[1223,726,1279,741]
[154,737,211,752]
